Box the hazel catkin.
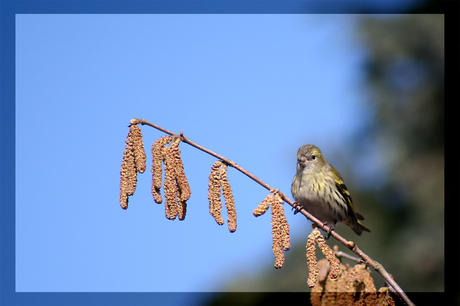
[130,125,146,173]
[208,161,225,225]
[151,136,172,204]
[169,137,191,202]
[119,138,137,209]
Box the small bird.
[291,144,370,236]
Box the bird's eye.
[311,155,316,160]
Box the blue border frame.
[1,1,458,305]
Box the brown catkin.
[253,195,271,217]
[169,137,191,202]
[163,144,178,220]
[307,230,319,287]
[151,136,172,203]
[119,131,137,209]
[175,166,187,221]
[271,196,285,269]
[311,259,381,306]
[119,190,129,210]
[314,229,340,280]
[130,125,146,173]
[124,139,137,196]
[120,144,130,209]
[274,192,290,251]
[220,164,237,233]
[208,161,224,225]
[152,188,163,204]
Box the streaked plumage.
[291,144,370,236]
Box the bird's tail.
[350,213,371,236]
[354,220,371,236]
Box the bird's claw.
[291,201,302,214]
[325,224,334,240]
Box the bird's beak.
[298,157,307,168]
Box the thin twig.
[135,118,415,306]
[335,250,363,263]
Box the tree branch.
[133,118,415,306]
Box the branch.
[335,250,362,263]
[133,118,415,306]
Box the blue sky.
[15,13,377,295]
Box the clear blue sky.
[14,13,390,296]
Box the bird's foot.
[325,224,335,240]
[291,201,302,214]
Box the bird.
[291,144,370,236]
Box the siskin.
[291,144,370,236]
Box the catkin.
[151,136,172,203]
[207,160,237,232]
[119,126,140,210]
[163,145,178,220]
[220,164,237,233]
[271,197,285,269]
[253,195,271,217]
[169,137,191,202]
[307,228,340,287]
[208,161,225,225]
[125,141,137,196]
[310,254,393,306]
[256,191,291,269]
[314,229,340,280]
[119,190,129,210]
[274,192,290,251]
[119,142,131,209]
[306,230,319,287]
[130,125,146,173]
